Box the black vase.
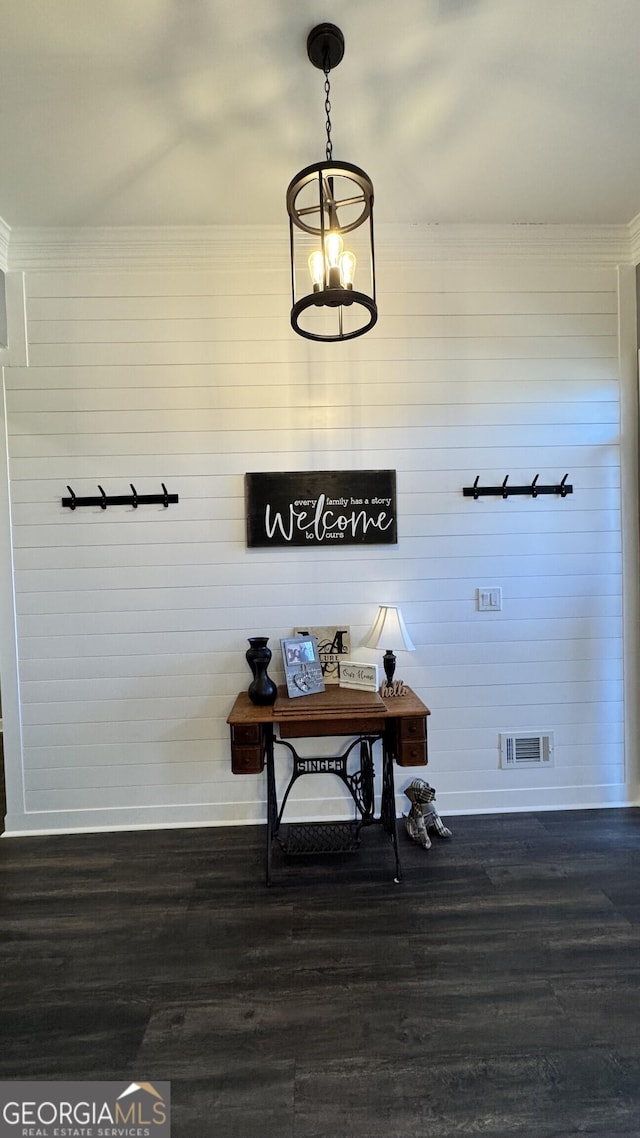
[246,637,277,706]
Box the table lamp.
[362,604,415,695]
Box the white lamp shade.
[362,605,415,653]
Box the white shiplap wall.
[1,228,632,833]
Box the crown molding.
[7,225,289,272]
[628,211,640,265]
[5,221,633,271]
[376,223,632,265]
[0,217,10,272]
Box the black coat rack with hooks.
[463,474,572,500]
[62,483,179,510]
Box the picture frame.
[293,626,351,684]
[281,635,325,698]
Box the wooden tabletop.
[227,684,430,726]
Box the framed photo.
[294,626,351,684]
[281,635,325,699]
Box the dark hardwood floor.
[1,808,639,1138]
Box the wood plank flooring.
[1,808,639,1138]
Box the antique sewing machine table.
[227,684,429,884]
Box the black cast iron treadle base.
[277,821,361,855]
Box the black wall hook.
[463,475,573,500]
[62,483,179,510]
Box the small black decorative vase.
[246,637,277,706]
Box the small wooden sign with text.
[245,470,397,548]
[339,661,379,692]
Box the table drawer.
[231,724,262,746]
[280,716,385,739]
[231,743,264,775]
[398,717,426,742]
[397,739,428,767]
[230,723,265,773]
[396,717,428,767]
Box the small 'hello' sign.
[245,470,397,548]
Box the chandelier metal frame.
[286,23,378,343]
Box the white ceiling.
[1,0,640,231]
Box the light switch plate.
[477,586,502,611]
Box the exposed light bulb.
[306,235,356,297]
[308,250,324,291]
[340,250,356,288]
[324,231,343,288]
[324,231,343,267]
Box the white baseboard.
[2,785,636,837]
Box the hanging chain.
[323,56,333,162]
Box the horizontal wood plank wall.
[2,238,625,831]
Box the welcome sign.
[245,470,397,548]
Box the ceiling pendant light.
[287,23,378,342]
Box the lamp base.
[382,650,396,685]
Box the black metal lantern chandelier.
[286,23,377,343]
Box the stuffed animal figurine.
[403,778,452,849]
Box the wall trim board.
[0,273,29,832]
[0,365,27,831]
[618,268,640,798]
[0,217,9,273]
[0,274,27,368]
[5,222,633,272]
